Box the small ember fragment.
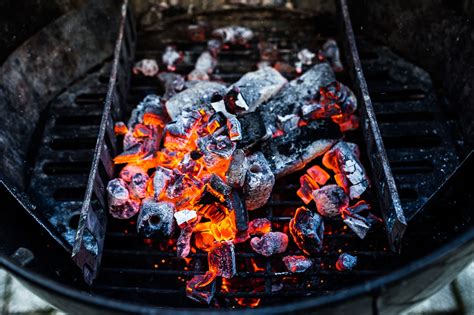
[133,59,159,77]
[226,116,242,141]
[289,207,324,255]
[107,178,140,219]
[242,152,275,210]
[208,241,236,279]
[322,141,369,199]
[312,184,349,218]
[226,149,248,188]
[250,232,288,257]
[335,253,357,271]
[318,39,344,72]
[282,255,313,273]
[186,271,217,305]
[137,199,175,238]
[162,45,182,71]
[248,218,272,236]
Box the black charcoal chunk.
[229,67,287,111]
[261,119,341,178]
[229,190,248,232]
[283,255,313,273]
[250,232,288,256]
[237,111,268,150]
[336,253,357,271]
[137,199,176,238]
[208,241,236,279]
[226,149,248,188]
[289,207,324,255]
[242,152,275,210]
[186,271,217,304]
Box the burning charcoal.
[212,25,253,45]
[129,171,150,199]
[177,216,200,258]
[312,185,349,218]
[261,119,341,178]
[226,116,242,141]
[282,255,313,273]
[237,111,268,150]
[289,207,324,255]
[162,45,182,71]
[194,51,217,74]
[133,59,159,77]
[228,190,248,232]
[224,87,249,113]
[226,149,248,188]
[336,253,357,271]
[198,133,236,170]
[107,178,140,219]
[250,232,288,256]
[296,174,319,205]
[209,174,231,198]
[158,72,185,100]
[127,94,165,129]
[318,39,343,72]
[295,48,315,73]
[114,121,128,136]
[229,67,287,112]
[259,62,335,134]
[322,141,369,199]
[153,167,172,199]
[307,165,330,185]
[165,81,227,120]
[119,164,146,182]
[248,218,271,236]
[208,241,236,279]
[137,199,175,238]
[174,209,197,226]
[186,271,217,305]
[242,152,275,210]
[114,143,145,164]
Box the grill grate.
[24,4,460,310]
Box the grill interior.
[23,5,464,309]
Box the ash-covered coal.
[242,151,275,210]
[250,232,288,256]
[208,241,236,279]
[229,67,287,111]
[107,178,140,219]
[313,184,349,218]
[261,119,341,178]
[248,218,272,236]
[137,199,176,238]
[335,253,357,271]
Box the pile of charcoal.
[108,25,379,305]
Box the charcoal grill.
[0,0,473,314]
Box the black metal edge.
[0,175,71,253]
[71,0,133,285]
[338,0,407,253]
